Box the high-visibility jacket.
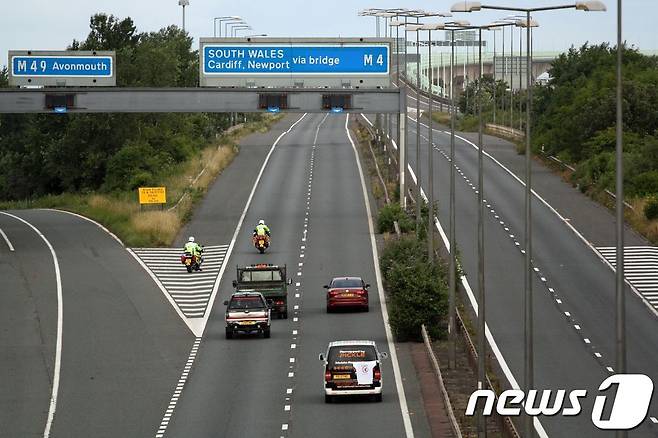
[184,241,202,256]
[255,224,270,236]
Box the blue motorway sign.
[11,56,113,77]
[202,45,389,76]
[8,50,116,86]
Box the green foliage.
[377,203,414,233]
[380,237,448,341]
[645,197,658,221]
[0,14,227,201]
[533,44,658,198]
[0,67,8,87]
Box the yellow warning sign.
[138,187,166,204]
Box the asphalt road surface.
[379,85,658,437]
[164,113,424,438]
[0,209,192,438]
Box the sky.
[2,0,657,69]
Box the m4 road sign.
[200,38,392,88]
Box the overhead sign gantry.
[199,38,391,88]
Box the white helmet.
[188,236,195,242]
[258,220,265,225]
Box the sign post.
[200,38,391,88]
[8,50,116,87]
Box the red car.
[325,277,370,312]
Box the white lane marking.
[282,424,289,431]
[0,227,15,251]
[430,215,550,438]
[1,212,63,438]
[42,208,124,246]
[650,416,658,424]
[606,366,614,373]
[345,114,415,438]
[202,113,308,332]
[127,249,202,335]
[287,388,293,394]
[584,338,591,344]
[421,121,658,319]
[154,337,201,438]
[595,352,602,358]
[284,405,291,411]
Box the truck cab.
[232,264,291,318]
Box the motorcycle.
[180,250,203,273]
[252,234,270,254]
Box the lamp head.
[450,1,481,13]
[575,1,607,11]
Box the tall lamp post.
[615,5,625,432]
[178,0,189,32]
[451,2,607,438]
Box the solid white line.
[127,248,202,336]
[345,114,414,438]
[1,212,63,438]
[420,123,658,319]
[201,113,308,332]
[430,214,550,438]
[0,227,15,251]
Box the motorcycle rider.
[183,236,204,270]
[253,220,271,238]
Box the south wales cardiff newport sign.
[199,38,391,88]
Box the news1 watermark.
[465,374,654,430]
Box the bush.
[645,197,658,220]
[380,237,448,341]
[377,203,412,233]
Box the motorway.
[164,113,418,437]
[2,88,657,438]
[0,114,434,437]
[380,86,658,436]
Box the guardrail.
[357,118,402,236]
[539,151,636,212]
[421,325,463,438]
[455,310,521,438]
[486,123,524,141]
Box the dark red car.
[325,277,370,312]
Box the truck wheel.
[374,394,382,402]
[258,247,265,254]
[263,327,271,338]
[186,266,192,273]
[225,328,233,339]
[324,394,333,403]
[282,309,288,319]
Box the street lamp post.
[615,7,626,437]
[178,0,189,32]
[451,3,607,437]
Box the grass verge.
[0,114,283,247]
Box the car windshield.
[327,345,377,367]
[229,296,265,310]
[241,270,283,282]
[331,279,363,288]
